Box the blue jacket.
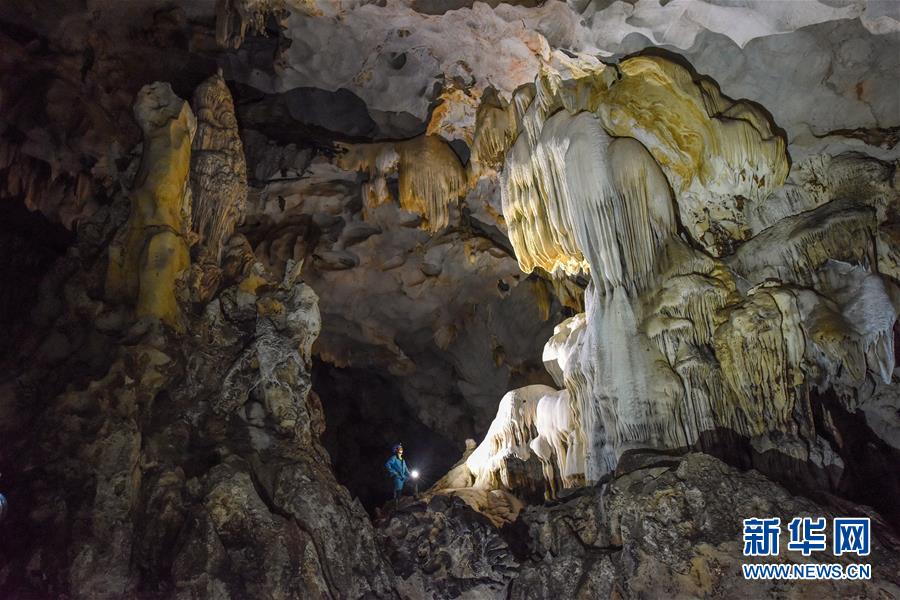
[385,455,410,485]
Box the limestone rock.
[190,71,249,262]
[215,0,288,50]
[377,495,519,599]
[475,51,900,499]
[406,453,900,599]
[453,384,581,503]
[338,134,468,232]
[1,188,396,599]
[105,82,196,330]
[2,3,899,599]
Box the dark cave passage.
[0,198,74,355]
[312,359,463,514]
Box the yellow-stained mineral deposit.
[337,135,467,231]
[106,82,196,330]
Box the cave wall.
[239,131,563,443]
[426,31,900,531]
[0,1,898,598]
[0,74,397,598]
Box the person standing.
[384,443,410,501]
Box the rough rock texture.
[222,1,899,147]
[1,1,899,598]
[314,361,462,512]
[449,50,900,526]
[378,495,519,599]
[105,82,196,330]
[0,82,396,599]
[4,0,896,461]
[385,453,900,599]
[4,1,898,228]
[0,1,219,229]
[240,138,562,444]
[190,70,249,263]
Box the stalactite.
[215,0,289,49]
[469,95,518,182]
[729,198,877,288]
[468,53,898,492]
[396,135,467,231]
[337,135,467,231]
[713,287,806,436]
[597,56,789,254]
[528,277,553,322]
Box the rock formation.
[439,53,900,526]
[190,71,249,263]
[383,453,900,599]
[1,1,898,598]
[1,78,395,595]
[105,83,196,330]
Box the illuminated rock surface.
[382,453,900,599]
[105,83,195,331]
[438,53,899,527]
[190,71,249,264]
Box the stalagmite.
[441,383,583,502]
[529,388,583,497]
[190,71,248,262]
[464,384,551,490]
[105,83,196,330]
[6,2,900,597]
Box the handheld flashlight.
[411,469,420,496]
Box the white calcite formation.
[464,384,556,490]
[578,0,898,51]
[463,384,583,498]
[454,52,900,497]
[6,0,898,234]
[502,53,788,263]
